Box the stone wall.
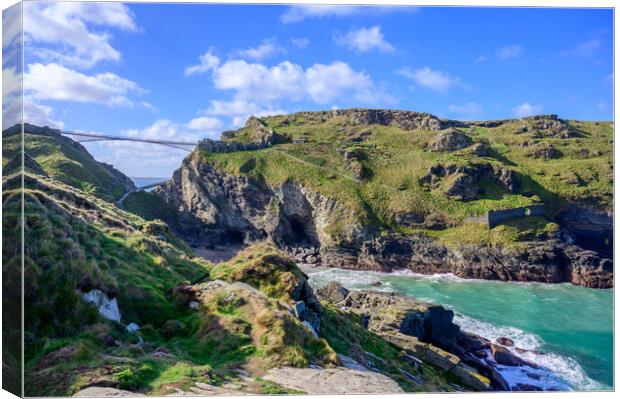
[465,205,545,228]
[197,139,270,153]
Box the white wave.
[454,313,605,390]
[307,268,607,391]
[306,268,386,289]
[454,313,543,350]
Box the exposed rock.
[316,281,349,303]
[491,344,524,366]
[336,290,461,350]
[429,129,473,152]
[496,337,514,347]
[528,143,563,160]
[523,115,576,139]
[79,289,121,323]
[471,143,491,157]
[263,366,404,394]
[156,147,611,288]
[73,387,143,397]
[421,163,517,201]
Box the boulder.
[491,344,524,366]
[316,281,350,303]
[341,290,460,350]
[496,337,514,347]
[429,129,473,152]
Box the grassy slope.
[5,176,454,394]
[203,114,612,245]
[3,128,129,202]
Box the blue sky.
[2,2,614,177]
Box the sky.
[2,2,614,177]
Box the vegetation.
[201,114,612,245]
[3,126,130,201]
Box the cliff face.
[156,151,359,250]
[156,149,612,288]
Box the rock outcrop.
[421,163,517,201]
[156,151,612,288]
[263,366,404,394]
[428,129,473,152]
[280,108,451,131]
[523,115,576,139]
[528,143,563,160]
[317,284,492,391]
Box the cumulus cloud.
[186,45,396,118]
[291,38,310,49]
[280,5,414,24]
[185,51,391,126]
[184,50,220,76]
[512,102,543,118]
[334,26,395,53]
[186,116,223,133]
[448,102,482,119]
[24,63,143,106]
[398,66,465,93]
[23,1,138,69]
[281,5,364,24]
[495,44,524,61]
[236,39,286,60]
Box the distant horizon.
[3,2,613,177]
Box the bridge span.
[61,130,199,152]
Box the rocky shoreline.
[316,281,570,391]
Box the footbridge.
[61,130,199,152]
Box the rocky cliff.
[156,145,612,288]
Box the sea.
[305,267,613,391]
[130,177,169,192]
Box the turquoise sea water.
[306,268,613,390]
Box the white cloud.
[280,5,415,24]
[334,25,395,53]
[596,102,608,111]
[23,2,138,69]
[184,50,220,76]
[495,44,524,61]
[281,5,363,24]
[23,96,65,129]
[213,59,306,102]
[305,61,377,103]
[560,38,601,59]
[2,3,22,54]
[448,102,482,119]
[398,66,464,93]
[291,38,310,49]
[512,102,543,118]
[187,55,390,126]
[236,39,286,60]
[2,66,20,100]
[186,116,223,133]
[24,63,143,106]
